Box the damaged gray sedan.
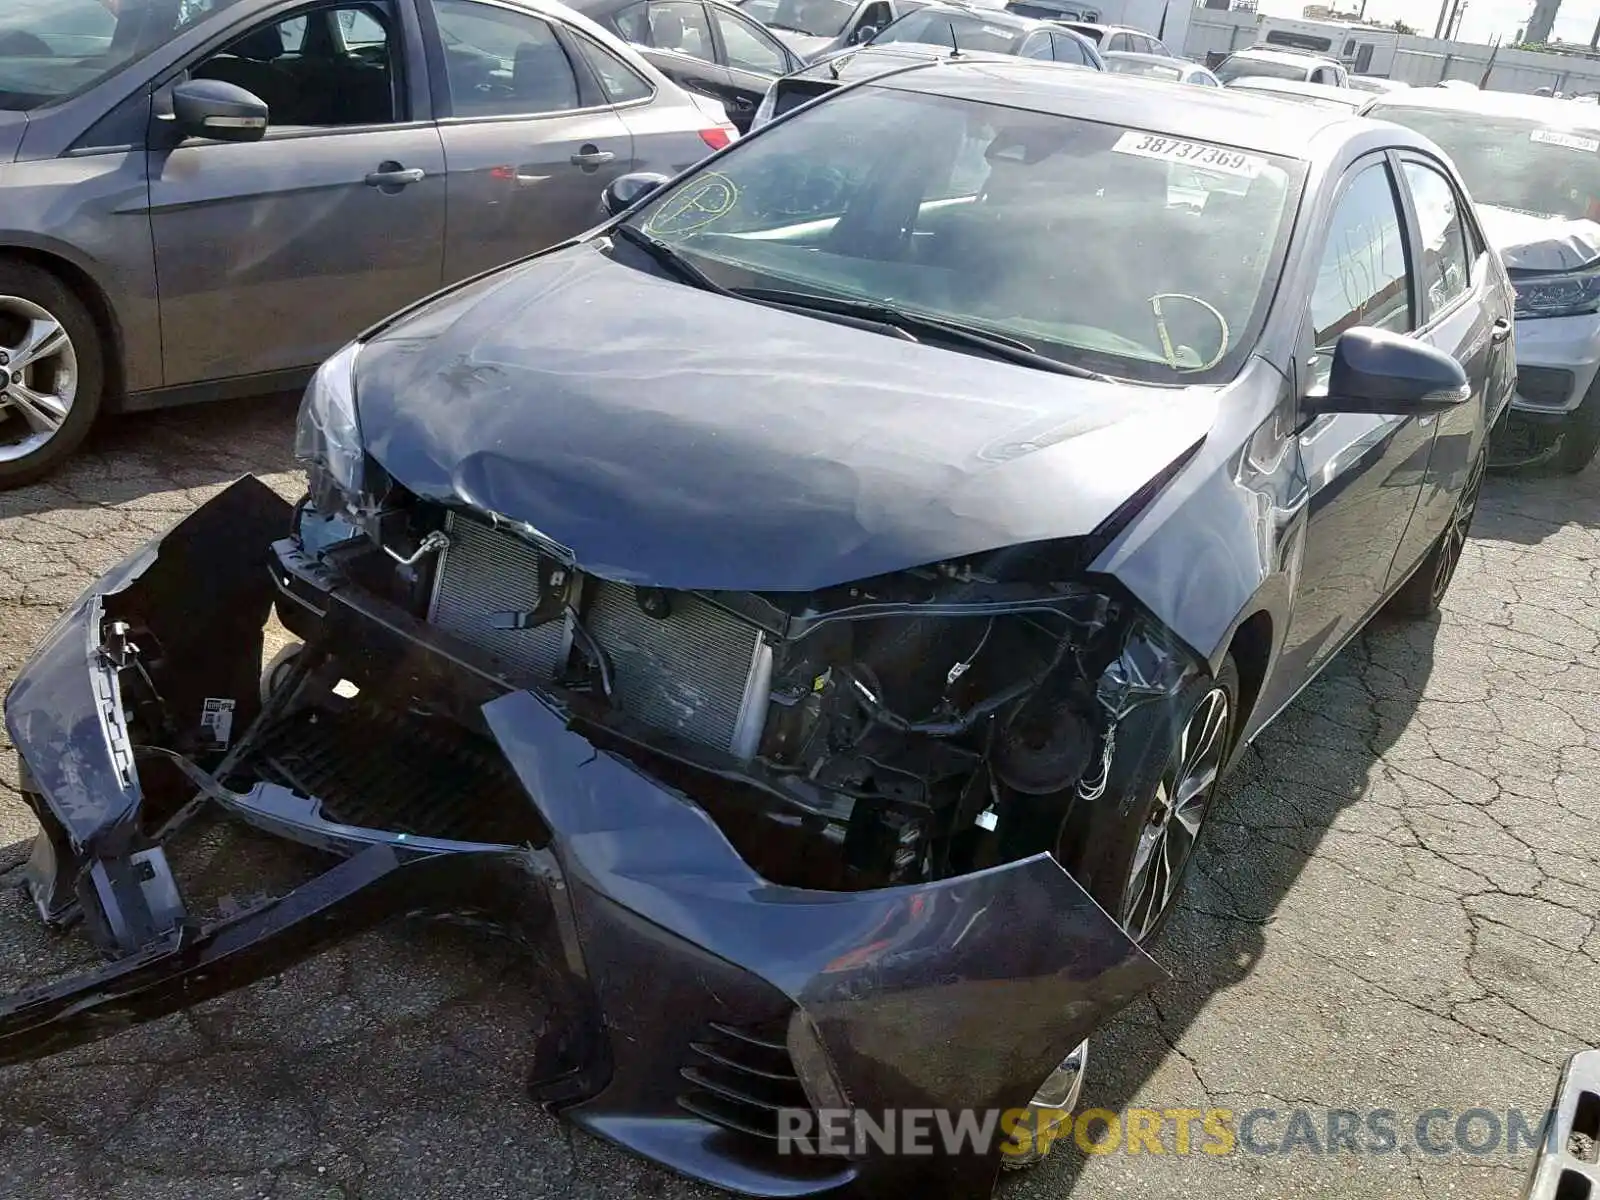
[3,64,1512,1197]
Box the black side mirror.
[1306,327,1471,417]
[603,172,672,217]
[172,79,269,143]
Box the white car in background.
[1368,87,1600,472]
[1102,51,1219,86]
[1224,76,1369,111]
[1215,46,1348,87]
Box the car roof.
[1225,46,1337,67]
[1365,85,1600,130]
[789,42,1017,83]
[1104,50,1192,67]
[901,4,1052,29]
[1227,77,1364,105]
[858,58,1394,158]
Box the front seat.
[193,25,298,124]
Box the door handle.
[365,164,426,189]
[1490,317,1511,344]
[570,145,616,170]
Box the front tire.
[1556,385,1600,475]
[0,262,105,490]
[1065,655,1240,945]
[1387,447,1485,619]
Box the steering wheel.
[0,30,53,56]
[1148,292,1230,373]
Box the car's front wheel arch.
[0,246,123,401]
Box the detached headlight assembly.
[1513,264,1600,319]
[293,341,366,515]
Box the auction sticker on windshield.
[1531,129,1600,153]
[1112,131,1266,178]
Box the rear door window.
[1050,31,1090,63]
[1019,32,1054,58]
[433,0,581,116]
[711,5,789,72]
[572,31,656,101]
[647,0,716,60]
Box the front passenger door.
[1267,159,1439,707]
[432,0,634,281]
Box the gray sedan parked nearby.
[0,0,737,488]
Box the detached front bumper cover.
[1,476,1164,1199]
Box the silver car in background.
[1369,87,1600,472]
[0,0,735,488]
[1102,51,1219,86]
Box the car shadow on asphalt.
[1009,609,1442,1194]
[0,394,302,521]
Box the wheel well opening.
[1227,611,1272,737]
[0,248,124,399]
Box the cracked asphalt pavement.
[0,399,1595,1200]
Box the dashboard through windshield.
[625,85,1303,383]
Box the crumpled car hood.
[1478,203,1600,272]
[356,241,1216,592]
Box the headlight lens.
[293,341,365,508]
[1512,265,1600,319]
[751,84,778,131]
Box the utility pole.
[1591,10,1600,47]
[1433,0,1450,37]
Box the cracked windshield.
[631,85,1301,381]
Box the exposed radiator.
[426,512,772,758]
[586,582,772,758]
[428,511,568,681]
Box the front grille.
[251,703,545,845]
[429,511,567,681]
[1517,365,1576,410]
[586,583,771,757]
[677,1019,812,1144]
[426,514,772,758]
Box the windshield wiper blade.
[733,288,1115,381]
[611,224,734,296]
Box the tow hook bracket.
[82,848,187,955]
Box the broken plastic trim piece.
[0,843,530,1068]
